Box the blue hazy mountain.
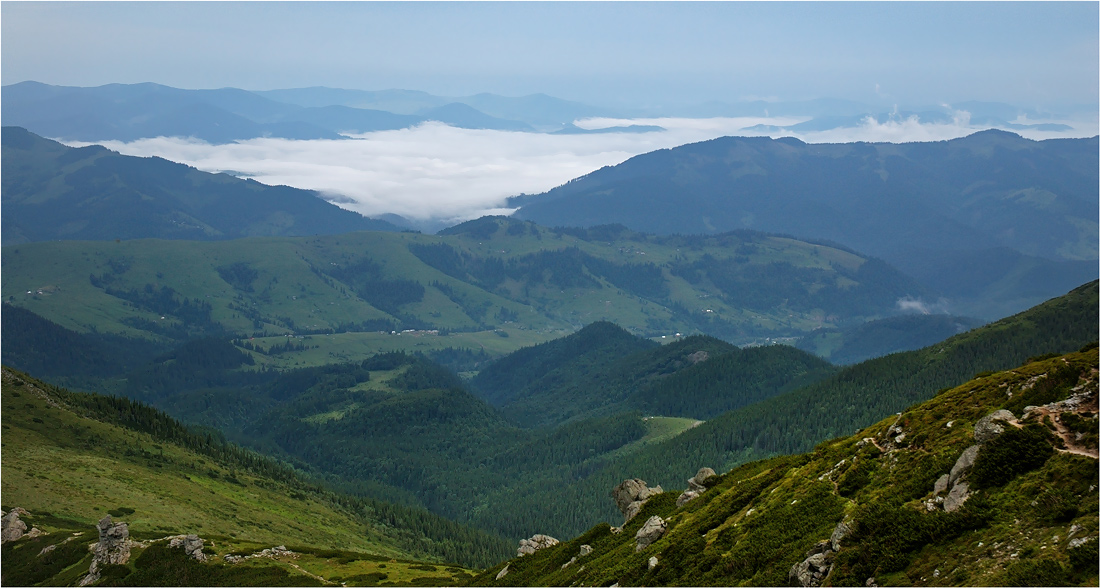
[1,82,541,141]
[417,102,534,131]
[512,130,1099,319]
[1,127,398,244]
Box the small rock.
[676,489,702,507]
[933,474,950,495]
[610,526,622,535]
[974,410,1016,444]
[579,544,592,557]
[2,509,28,543]
[949,445,981,485]
[38,544,57,557]
[561,556,577,570]
[648,556,659,570]
[944,481,970,512]
[634,516,667,552]
[495,564,509,580]
[830,521,851,552]
[1069,536,1096,549]
[865,577,878,587]
[517,534,558,557]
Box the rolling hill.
[470,321,835,428]
[1,217,930,361]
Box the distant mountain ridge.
[513,130,1099,319]
[0,81,588,141]
[1,127,398,244]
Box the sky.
[6,1,1099,227]
[3,2,1098,108]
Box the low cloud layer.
[68,114,1098,227]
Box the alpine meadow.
[1,3,1098,587]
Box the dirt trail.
[1019,405,1098,459]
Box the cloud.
[65,114,1098,228]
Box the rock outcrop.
[788,521,850,587]
[612,479,663,523]
[973,409,1015,444]
[2,508,29,543]
[634,516,667,552]
[829,521,850,552]
[517,534,558,557]
[929,409,1017,512]
[495,564,510,580]
[789,541,835,587]
[80,516,131,586]
[223,545,295,564]
[676,467,717,507]
[168,534,207,561]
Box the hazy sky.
[3,2,1098,108]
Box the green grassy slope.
[2,217,927,364]
[470,348,1099,586]
[0,366,511,576]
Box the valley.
[2,104,1098,588]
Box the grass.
[2,222,909,363]
[0,368,488,587]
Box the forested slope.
[596,280,1099,487]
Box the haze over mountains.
[4,81,1094,145]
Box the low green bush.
[970,425,1055,488]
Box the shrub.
[993,558,1069,587]
[970,425,1055,488]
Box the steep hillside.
[1,127,397,245]
[0,366,511,585]
[471,348,1099,586]
[2,217,927,360]
[513,131,1099,318]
